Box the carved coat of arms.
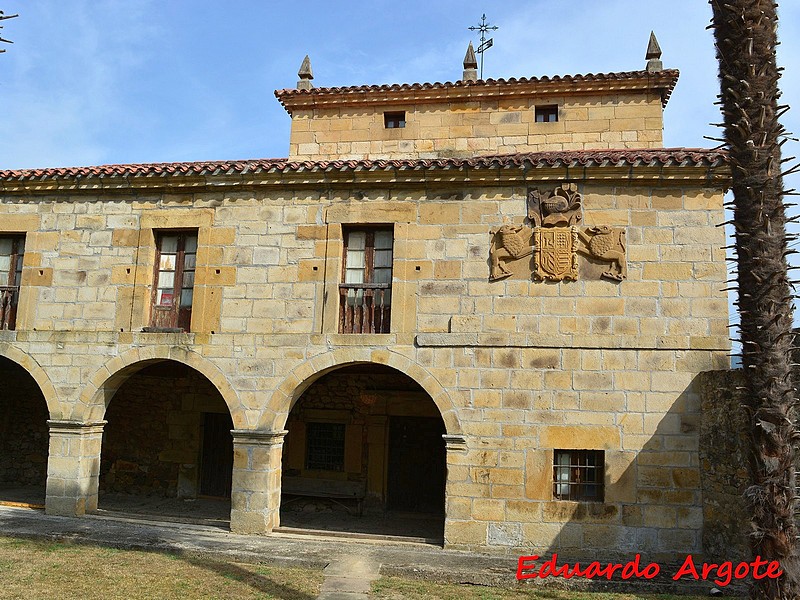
[534,226,578,281]
[488,183,627,283]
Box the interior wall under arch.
[99,360,233,499]
[0,357,49,488]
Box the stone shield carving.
[534,226,579,281]
[489,183,626,284]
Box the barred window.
[305,422,346,471]
[553,449,604,501]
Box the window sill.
[326,333,397,346]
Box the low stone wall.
[698,369,749,562]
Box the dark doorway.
[200,412,233,498]
[98,360,232,526]
[387,416,446,514]
[0,357,49,507]
[280,364,446,542]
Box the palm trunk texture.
[710,1,799,597]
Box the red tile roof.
[275,69,681,110]
[0,148,726,183]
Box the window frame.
[384,111,406,129]
[150,229,198,332]
[553,449,604,502]
[0,234,25,331]
[535,105,559,123]
[339,225,393,334]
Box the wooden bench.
[281,476,367,516]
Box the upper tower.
[275,34,677,161]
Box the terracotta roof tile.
[274,69,681,110]
[0,148,727,183]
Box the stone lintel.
[231,429,288,446]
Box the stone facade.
[0,46,734,561]
[278,73,676,161]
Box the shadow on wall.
[503,370,750,594]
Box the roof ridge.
[274,69,681,109]
[0,148,728,182]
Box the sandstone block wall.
[699,369,749,563]
[289,93,665,160]
[0,166,729,556]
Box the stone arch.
[263,348,462,435]
[0,344,60,419]
[76,346,243,425]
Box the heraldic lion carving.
[489,223,533,281]
[577,225,627,281]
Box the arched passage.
[77,346,242,426]
[279,362,448,541]
[97,359,234,524]
[0,355,52,507]
[264,347,462,436]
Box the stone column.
[443,434,468,547]
[45,420,105,516]
[230,429,286,534]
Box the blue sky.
[1,1,797,169]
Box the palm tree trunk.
[710,1,799,597]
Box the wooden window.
[339,227,393,333]
[384,111,406,129]
[150,230,197,331]
[553,449,604,501]
[0,235,24,331]
[305,422,346,471]
[535,105,559,123]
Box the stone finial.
[462,42,478,82]
[645,31,663,72]
[297,55,314,90]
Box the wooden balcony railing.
[339,283,391,334]
[0,285,18,330]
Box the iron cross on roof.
[468,14,498,79]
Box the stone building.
[0,38,731,560]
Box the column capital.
[231,429,288,446]
[48,420,107,435]
[443,434,467,452]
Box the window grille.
[553,449,604,501]
[305,422,346,471]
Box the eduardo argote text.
[516,553,783,587]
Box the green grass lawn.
[0,537,323,600]
[0,536,743,600]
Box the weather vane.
[468,14,498,79]
[0,11,19,53]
